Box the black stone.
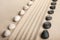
[51,2,56,5]
[52,0,57,2]
[50,5,56,9]
[45,16,52,21]
[41,30,49,39]
[48,10,54,14]
[43,22,51,29]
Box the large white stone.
[8,23,16,30]
[4,30,11,37]
[14,15,21,22]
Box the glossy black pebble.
[51,2,56,5]
[45,16,52,21]
[43,22,51,29]
[41,30,49,39]
[52,0,57,2]
[50,5,56,9]
[48,10,54,14]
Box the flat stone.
[43,22,51,29]
[23,5,29,11]
[45,16,52,21]
[13,15,21,22]
[41,30,49,39]
[50,5,56,9]
[48,10,54,14]
[8,23,16,30]
[3,30,11,37]
[27,1,33,6]
[52,0,58,2]
[19,10,25,16]
[51,2,56,5]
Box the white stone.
[14,15,21,22]
[4,30,11,37]
[8,23,16,30]
[23,5,29,10]
[27,1,33,6]
[19,10,25,15]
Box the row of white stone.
[3,0,35,37]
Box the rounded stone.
[19,10,25,16]
[41,30,49,39]
[23,5,29,10]
[27,1,33,6]
[52,0,57,2]
[13,15,21,22]
[3,30,11,37]
[50,5,56,9]
[8,23,16,30]
[51,2,56,5]
[43,22,51,29]
[31,0,35,1]
[45,16,52,21]
[48,10,54,14]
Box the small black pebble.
[43,22,51,29]
[48,10,54,14]
[51,2,56,5]
[45,16,52,21]
[52,0,57,2]
[41,30,49,39]
[50,5,56,9]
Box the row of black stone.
[41,0,57,39]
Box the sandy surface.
[0,0,60,40]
